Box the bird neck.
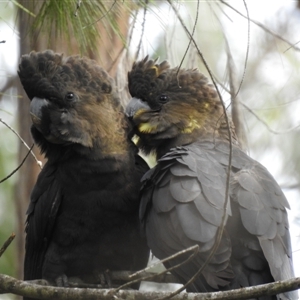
[139,112,238,160]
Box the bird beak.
[30,97,49,126]
[126,97,151,118]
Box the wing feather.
[230,148,296,299]
[141,140,296,298]
[24,164,61,280]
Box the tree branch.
[0,233,15,258]
[209,3,248,151]
[220,0,300,52]
[0,274,300,300]
[0,144,34,184]
[115,245,199,291]
[0,75,19,101]
[0,118,42,169]
[241,101,300,134]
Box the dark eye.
[65,92,75,101]
[159,94,168,103]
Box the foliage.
[16,0,137,54]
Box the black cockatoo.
[126,57,297,299]
[18,51,149,294]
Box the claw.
[96,270,112,288]
[104,270,112,288]
[55,274,69,287]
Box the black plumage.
[126,56,296,299]
[18,50,149,294]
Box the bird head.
[126,56,233,157]
[18,50,129,157]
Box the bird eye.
[65,92,74,101]
[159,94,168,103]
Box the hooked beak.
[30,97,49,125]
[126,97,151,118]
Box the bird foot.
[95,270,112,288]
[55,274,69,287]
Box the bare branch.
[135,0,148,60]
[0,233,15,258]
[237,0,250,98]
[131,245,198,278]
[281,183,300,190]
[241,102,300,134]
[220,0,300,52]
[166,1,233,297]
[0,118,42,169]
[28,271,179,288]
[224,29,248,149]
[209,4,248,151]
[0,273,300,300]
[106,46,126,74]
[114,245,199,291]
[82,1,117,29]
[127,8,139,54]
[0,76,19,101]
[177,0,199,74]
[0,144,33,184]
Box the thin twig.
[283,40,300,53]
[74,0,82,17]
[135,0,148,60]
[0,233,15,258]
[281,183,300,190]
[0,144,34,184]
[114,245,199,291]
[126,8,139,55]
[83,0,117,29]
[220,0,300,52]
[176,0,199,75]
[165,5,177,64]
[0,76,19,101]
[107,46,126,73]
[213,81,300,135]
[234,0,250,98]
[131,245,199,278]
[250,97,300,110]
[165,1,233,299]
[241,101,300,134]
[210,4,248,150]
[0,118,42,169]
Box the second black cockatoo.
[126,57,297,300]
[18,51,149,293]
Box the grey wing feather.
[141,144,234,291]
[141,141,296,299]
[230,149,296,300]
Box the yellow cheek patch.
[181,119,201,133]
[138,122,158,134]
[133,108,148,119]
